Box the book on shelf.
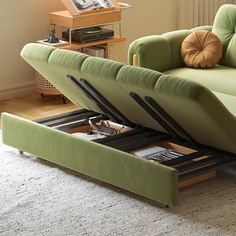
[83,46,105,58]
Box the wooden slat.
[179,171,216,188]
[58,37,125,50]
[133,54,139,66]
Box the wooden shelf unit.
[36,9,125,98]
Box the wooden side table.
[36,9,126,102]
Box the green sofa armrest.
[128,27,213,72]
[128,30,191,72]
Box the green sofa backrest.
[212,4,236,67]
[21,43,164,130]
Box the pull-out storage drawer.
[2,110,234,207]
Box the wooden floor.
[0,92,78,127]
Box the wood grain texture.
[50,10,121,28]
[0,92,78,126]
[58,37,125,50]
[60,0,118,17]
[133,54,139,66]
[179,171,216,189]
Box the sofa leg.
[62,95,68,104]
[133,54,139,66]
[19,150,24,155]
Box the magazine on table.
[71,0,114,11]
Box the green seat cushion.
[153,75,236,154]
[213,91,236,117]
[165,65,236,96]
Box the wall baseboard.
[0,83,35,101]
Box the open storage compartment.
[32,105,233,190]
[2,77,235,207]
[34,108,221,189]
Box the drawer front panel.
[2,113,178,206]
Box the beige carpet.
[1,135,236,236]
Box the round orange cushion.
[181,30,222,69]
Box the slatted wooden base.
[179,171,216,189]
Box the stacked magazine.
[133,146,184,163]
[72,0,113,11]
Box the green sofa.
[2,5,236,207]
[129,4,236,107]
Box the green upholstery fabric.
[161,30,192,69]
[165,65,236,96]
[129,4,236,70]
[20,43,236,155]
[128,30,191,72]
[80,57,136,124]
[127,4,236,154]
[21,43,100,112]
[7,6,236,206]
[154,75,236,154]
[4,38,236,206]
[128,27,216,72]
[191,25,213,32]
[47,49,102,113]
[212,4,236,67]
[81,56,124,80]
[81,58,164,130]
[20,43,55,62]
[213,91,236,116]
[115,65,164,131]
[2,112,178,206]
[116,66,236,153]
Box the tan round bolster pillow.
[181,30,222,69]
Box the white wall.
[0,0,64,99]
[122,0,178,52]
[0,1,178,99]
